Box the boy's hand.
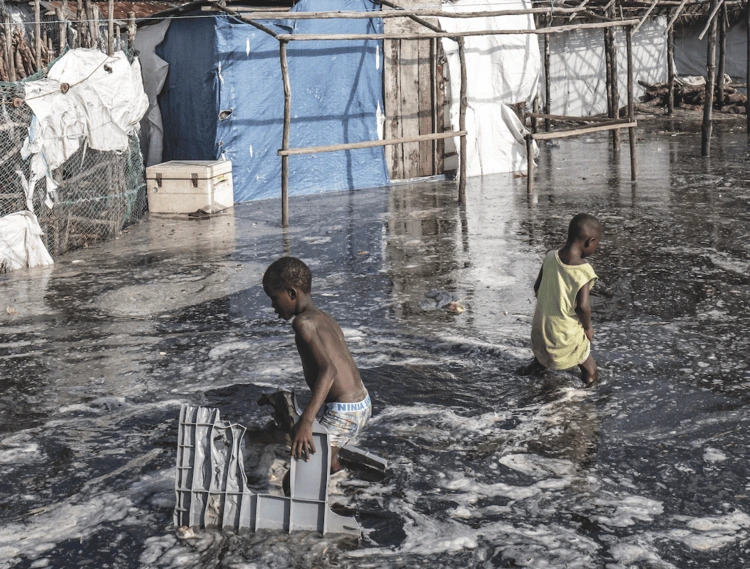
[290,420,316,461]
[584,327,594,342]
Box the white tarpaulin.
[0,211,54,273]
[440,0,540,176]
[23,49,149,206]
[544,16,667,116]
[134,19,172,167]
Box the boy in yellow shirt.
[519,213,602,386]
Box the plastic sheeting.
[155,0,388,203]
[23,50,149,207]
[0,212,54,272]
[674,22,748,84]
[135,19,171,167]
[544,17,667,116]
[440,0,540,176]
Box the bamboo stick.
[214,3,281,38]
[4,15,15,82]
[458,37,467,206]
[702,0,717,156]
[631,0,658,35]
[717,2,726,109]
[76,0,83,48]
[379,0,442,34]
[108,0,114,56]
[532,120,637,140]
[667,12,675,115]
[526,134,533,194]
[57,8,67,53]
[275,19,642,42]
[698,0,726,41]
[280,41,291,227]
[278,131,467,156]
[128,12,136,51]
[544,27,551,132]
[627,27,637,181]
[665,0,689,32]
[34,0,41,70]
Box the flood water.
[1,126,750,568]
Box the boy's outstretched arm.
[533,267,543,298]
[575,281,594,341]
[291,318,337,461]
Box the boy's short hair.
[263,257,312,294]
[568,213,601,242]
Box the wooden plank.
[278,131,466,156]
[418,38,433,176]
[383,38,403,179]
[400,37,420,178]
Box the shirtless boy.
[519,213,602,386]
[262,257,371,473]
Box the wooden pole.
[92,4,100,49]
[667,10,675,115]
[698,0,726,40]
[604,25,614,137]
[609,5,620,152]
[278,130,466,156]
[702,0,717,157]
[108,0,114,56]
[458,37,467,206]
[4,15,15,82]
[431,37,439,174]
[747,0,750,135]
[627,27,637,181]
[34,0,41,69]
[526,134,533,193]
[57,8,67,54]
[76,0,83,48]
[128,12,136,51]
[544,27,551,132]
[717,2,727,110]
[280,41,291,227]
[531,95,539,133]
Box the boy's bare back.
[292,308,367,404]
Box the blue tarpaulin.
[156,0,389,203]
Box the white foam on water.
[588,494,664,528]
[208,341,253,359]
[703,447,727,462]
[0,433,42,466]
[608,539,678,569]
[498,454,577,479]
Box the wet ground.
[1,125,750,568]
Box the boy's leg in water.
[579,354,598,386]
[517,357,546,376]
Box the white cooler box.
[145,160,234,214]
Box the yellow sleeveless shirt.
[531,250,598,370]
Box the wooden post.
[92,4,100,49]
[458,37,467,206]
[280,41,291,227]
[667,11,675,115]
[604,25,613,129]
[76,0,83,48]
[34,0,41,69]
[531,95,539,133]
[4,15,15,82]
[717,2,727,110]
[627,27,637,181]
[702,0,717,157]
[526,134,533,194]
[747,0,750,135]
[107,0,114,56]
[127,12,136,51]
[57,8,67,54]
[544,27,551,132]
[431,37,438,175]
[84,0,93,48]
[608,5,620,152]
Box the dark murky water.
[1,127,750,568]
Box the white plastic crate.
[145,160,233,214]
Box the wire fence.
[0,57,146,259]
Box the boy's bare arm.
[290,317,337,461]
[533,267,543,297]
[575,281,594,341]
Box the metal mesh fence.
[0,60,146,259]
